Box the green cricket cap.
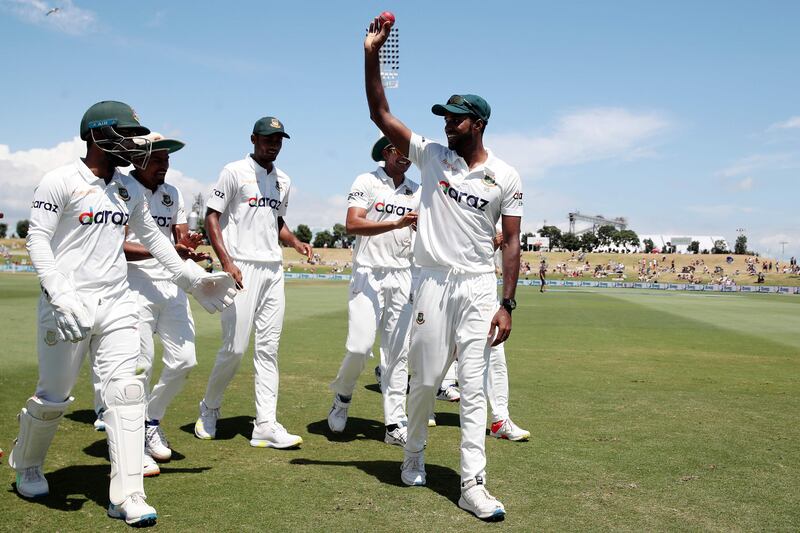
[371,136,392,162]
[143,132,185,153]
[80,100,149,140]
[431,94,491,122]
[253,116,290,138]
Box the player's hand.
[295,241,313,261]
[50,293,91,343]
[179,244,211,262]
[365,15,392,55]
[223,261,244,289]
[488,307,512,347]
[493,231,504,251]
[178,231,204,250]
[395,211,418,229]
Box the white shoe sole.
[250,436,303,449]
[194,420,215,440]
[108,506,157,527]
[491,431,530,442]
[15,485,48,499]
[458,496,506,521]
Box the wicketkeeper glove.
[173,260,237,313]
[40,272,91,343]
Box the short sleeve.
[408,133,433,168]
[500,170,524,217]
[206,167,236,213]
[175,188,188,224]
[347,173,374,210]
[277,180,289,217]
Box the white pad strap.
[104,376,146,504]
[9,396,73,470]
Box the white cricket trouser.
[30,290,144,500]
[203,261,285,425]
[330,266,411,425]
[442,345,510,423]
[406,268,497,483]
[129,276,196,422]
[35,291,140,403]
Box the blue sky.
[1,0,798,258]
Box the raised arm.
[364,15,412,157]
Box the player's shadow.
[430,411,460,428]
[64,409,97,426]
[179,415,253,441]
[82,439,186,462]
[306,417,384,443]
[7,463,210,513]
[290,458,461,504]
[363,383,382,394]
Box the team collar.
[376,165,406,187]
[247,154,277,175]
[76,158,127,186]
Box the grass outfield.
[0,273,799,531]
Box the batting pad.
[104,376,146,505]
[9,396,74,470]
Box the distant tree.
[579,232,598,252]
[538,225,562,249]
[734,235,748,255]
[313,230,333,248]
[619,229,639,250]
[597,225,618,248]
[295,224,312,244]
[0,222,6,239]
[521,232,535,251]
[561,232,581,252]
[687,241,700,254]
[332,223,354,248]
[711,239,728,254]
[643,238,655,253]
[16,219,30,239]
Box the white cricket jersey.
[408,133,524,273]
[348,167,420,269]
[124,176,187,281]
[206,155,290,263]
[26,159,182,300]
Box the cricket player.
[123,132,210,471]
[365,17,523,521]
[9,101,236,527]
[194,117,312,449]
[327,136,419,446]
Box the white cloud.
[734,176,753,191]
[0,138,207,226]
[487,107,670,178]
[768,116,800,131]
[282,188,348,232]
[1,0,96,35]
[717,153,793,178]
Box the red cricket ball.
[379,11,395,26]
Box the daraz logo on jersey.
[248,196,282,209]
[438,180,490,212]
[374,202,413,216]
[78,208,129,226]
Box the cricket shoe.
[490,419,530,442]
[194,400,219,440]
[384,424,407,447]
[94,409,106,431]
[436,384,461,402]
[400,450,426,486]
[143,452,160,477]
[250,421,303,449]
[374,365,382,385]
[145,422,172,461]
[458,477,506,521]
[15,466,49,498]
[327,394,350,434]
[108,493,157,527]
[428,413,436,427]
